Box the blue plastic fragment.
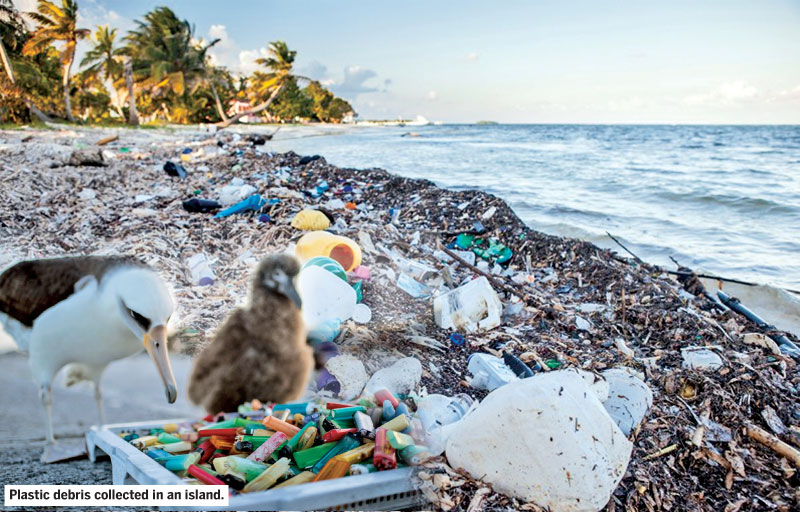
[215,194,267,218]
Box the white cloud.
[427,90,438,100]
[466,52,479,61]
[683,80,761,106]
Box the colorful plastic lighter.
[298,426,318,450]
[247,431,287,462]
[163,453,200,471]
[374,388,400,408]
[162,441,192,453]
[373,428,397,471]
[333,442,375,464]
[325,401,357,410]
[187,464,227,486]
[349,463,377,475]
[157,432,182,444]
[197,427,241,437]
[272,471,315,489]
[380,414,410,432]
[274,409,291,422]
[194,439,215,464]
[131,436,158,449]
[272,402,311,415]
[263,415,301,438]
[282,422,315,457]
[382,401,395,421]
[313,458,352,482]
[386,430,415,450]
[353,411,375,440]
[209,436,235,450]
[312,435,361,474]
[292,442,337,469]
[322,428,357,443]
[146,448,171,461]
[162,423,179,433]
[214,456,269,481]
[330,406,367,420]
[399,445,431,466]
[242,457,291,493]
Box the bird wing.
[0,256,146,327]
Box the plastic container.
[433,276,503,332]
[297,265,356,340]
[302,257,347,282]
[414,394,475,455]
[295,231,362,272]
[467,353,519,391]
[187,253,215,286]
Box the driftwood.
[96,134,119,146]
[745,424,800,468]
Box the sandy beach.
[1,124,798,511]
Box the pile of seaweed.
[0,128,797,511]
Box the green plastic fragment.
[293,442,337,469]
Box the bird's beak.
[143,325,177,404]
[280,279,302,309]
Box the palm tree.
[22,0,89,123]
[219,41,305,128]
[124,7,219,123]
[0,0,50,121]
[80,25,125,119]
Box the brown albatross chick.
[187,254,311,413]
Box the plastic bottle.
[187,253,214,286]
[297,265,356,339]
[467,353,519,391]
[295,231,362,272]
[414,393,475,456]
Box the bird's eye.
[128,309,151,331]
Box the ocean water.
[267,124,800,291]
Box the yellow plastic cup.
[295,231,362,272]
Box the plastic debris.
[182,198,221,213]
[324,355,369,400]
[363,357,422,396]
[433,276,503,332]
[396,273,432,298]
[163,161,187,179]
[446,370,632,511]
[681,347,723,370]
[601,368,653,436]
[295,231,362,272]
[291,209,332,231]
[298,265,357,342]
[187,253,215,286]
[467,353,519,391]
[215,194,267,218]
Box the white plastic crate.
[86,419,424,511]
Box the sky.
[12,0,800,123]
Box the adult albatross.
[0,256,177,443]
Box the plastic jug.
[297,265,356,341]
[467,353,519,391]
[295,231,362,272]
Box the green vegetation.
[0,0,355,126]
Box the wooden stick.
[96,134,118,146]
[606,232,644,264]
[440,245,527,301]
[643,443,677,460]
[745,424,800,468]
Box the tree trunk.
[124,60,139,126]
[217,82,285,128]
[0,39,51,122]
[207,77,228,122]
[62,51,76,123]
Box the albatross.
[0,256,177,443]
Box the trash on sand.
[433,276,503,332]
[742,332,781,356]
[183,198,221,213]
[681,347,723,370]
[219,180,258,206]
[575,315,593,331]
[163,161,187,179]
[301,257,347,282]
[467,353,519,391]
[502,351,535,378]
[415,393,475,455]
[215,194,267,218]
[396,273,432,298]
[601,368,653,436]
[298,265,357,342]
[187,253,215,286]
[78,188,97,200]
[446,369,632,511]
[363,357,422,396]
[295,231,362,272]
[324,355,369,400]
[291,209,332,231]
[68,148,106,167]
